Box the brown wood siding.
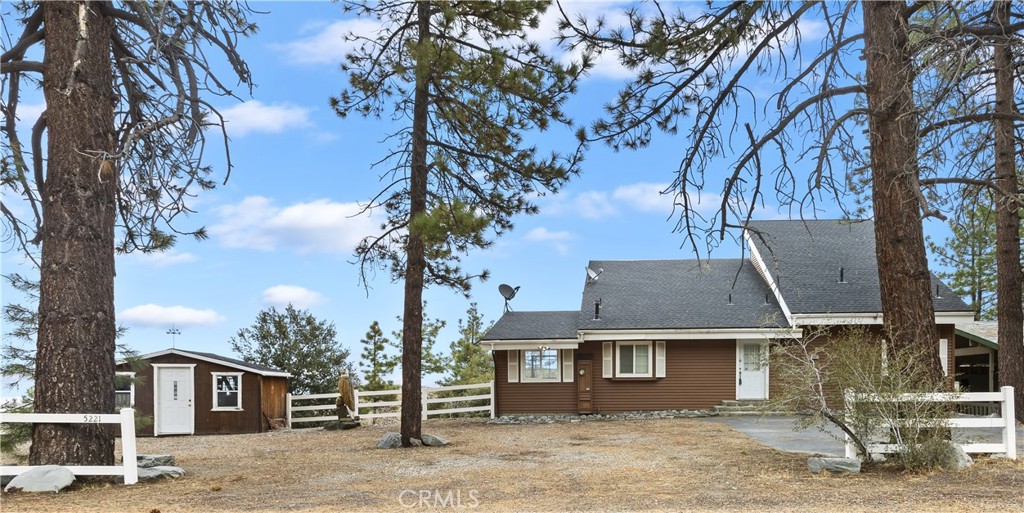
[493,340,736,415]
[117,353,287,435]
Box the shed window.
[616,342,652,377]
[114,372,135,410]
[522,349,560,382]
[212,372,243,411]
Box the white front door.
[737,342,767,400]
[156,366,194,435]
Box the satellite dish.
[586,267,603,284]
[499,284,520,312]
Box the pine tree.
[358,321,398,391]
[928,200,999,320]
[440,303,494,386]
[333,0,585,445]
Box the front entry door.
[577,360,593,414]
[157,366,194,435]
[737,342,767,400]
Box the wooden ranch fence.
[288,381,494,427]
[844,386,1017,460]
[0,408,139,485]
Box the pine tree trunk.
[992,0,1023,422]
[399,0,431,446]
[862,1,941,380]
[31,1,117,466]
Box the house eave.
[578,327,802,341]
[483,339,580,351]
[790,311,976,326]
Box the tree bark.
[862,1,941,381]
[32,1,118,466]
[399,0,431,446]
[992,0,1023,421]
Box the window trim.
[115,371,136,410]
[520,349,561,383]
[616,341,653,378]
[211,372,244,411]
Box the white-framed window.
[521,349,560,382]
[212,372,243,411]
[616,342,653,378]
[114,371,135,410]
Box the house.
[954,321,1011,392]
[482,220,975,416]
[115,348,290,436]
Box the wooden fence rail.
[288,381,494,427]
[844,386,1016,460]
[0,408,139,485]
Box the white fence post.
[286,393,292,429]
[844,388,856,459]
[422,388,430,420]
[354,389,360,420]
[1003,386,1016,460]
[489,380,496,419]
[120,408,138,485]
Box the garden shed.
[116,348,290,436]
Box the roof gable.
[746,219,971,315]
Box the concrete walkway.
[701,415,1024,458]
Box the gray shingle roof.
[179,349,289,375]
[577,259,789,330]
[483,311,580,341]
[746,219,971,314]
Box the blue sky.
[1,2,957,393]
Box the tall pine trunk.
[862,1,941,381]
[400,0,431,446]
[992,0,1023,421]
[32,2,118,466]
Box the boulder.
[377,432,402,449]
[137,465,186,481]
[322,420,360,431]
[807,457,861,474]
[4,465,75,493]
[936,441,973,472]
[136,454,175,468]
[420,434,449,447]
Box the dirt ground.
[2,417,1023,512]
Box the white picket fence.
[287,381,494,427]
[0,408,139,485]
[844,386,1016,460]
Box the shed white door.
[737,342,767,400]
[156,367,194,435]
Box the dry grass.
[2,418,1023,512]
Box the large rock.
[4,465,75,493]
[420,434,449,447]
[808,457,861,474]
[136,454,175,468]
[936,441,973,471]
[137,465,186,481]
[377,432,402,449]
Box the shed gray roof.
[576,258,789,330]
[746,219,971,314]
[483,311,580,341]
[135,348,291,377]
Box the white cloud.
[611,182,673,214]
[274,19,383,66]
[262,285,324,309]
[209,196,382,254]
[524,226,574,255]
[128,251,198,267]
[120,304,225,327]
[218,100,311,137]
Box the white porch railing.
[844,386,1016,460]
[288,381,494,427]
[0,408,139,485]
